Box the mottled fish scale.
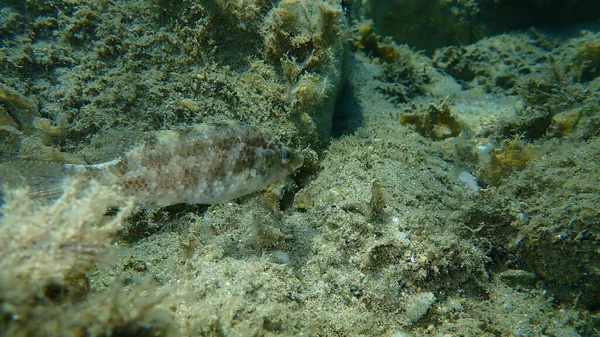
[1,123,304,207]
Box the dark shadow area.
[118,203,208,243]
[480,0,600,32]
[331,81,363,138]
[366,0,600,54]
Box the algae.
[1,1,599,336]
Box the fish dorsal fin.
[84,128,153,163]
[209,120,247,127]
[197,120,253,132]
[116,131,155,157]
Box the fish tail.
[0,161,88,201]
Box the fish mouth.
[287,151,304,172]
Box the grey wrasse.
[1,123,304,206]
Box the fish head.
[278,146,304,174]
[248,144,303,190]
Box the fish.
[0,122,304,207]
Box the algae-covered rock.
[1,1,599,336]
[405,292,436,323]
[399,101,462,140]
[1,0,348,165]
[264,0,348,147]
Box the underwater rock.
[405,292,436,323]
[264,0,348,147]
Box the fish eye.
[280,147,292,164]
